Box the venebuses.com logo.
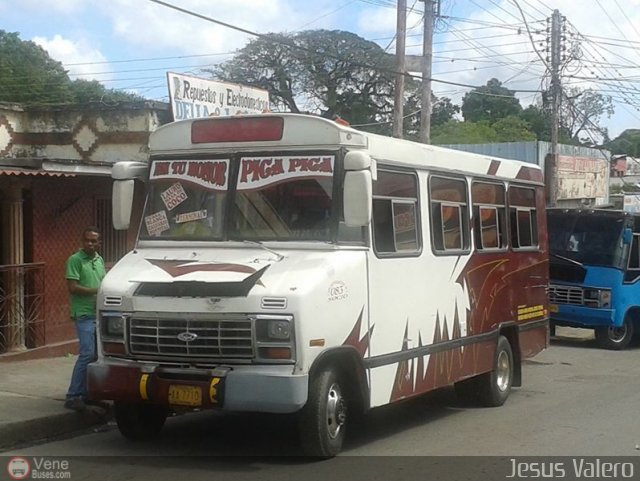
[6,457,71,480]
[6,457,30,480]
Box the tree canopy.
[0,30,144,105]
[461,78,522,123]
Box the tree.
[607,129,640,156]
[493,115,536,142]
[519,104,549,141]
[0,30,144,105]
[431,120,498,144]
[402,92,460,141]
[461,78,522,123]
[209,29,418,133]
[561,87,614,144]
[0,30,72,103]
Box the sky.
[1,0,640,140]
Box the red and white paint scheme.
[88,114,549,457]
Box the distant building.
[610,154,627,177]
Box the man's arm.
[67,280,98,296]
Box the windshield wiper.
[550,253,584,267]
[242,240,285,262]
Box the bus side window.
[372,170,420,256]
[430,176,469,253]
[625,234,640,282]
[471,181,506,251]
[373,198,395,252]
[508,186,538,249]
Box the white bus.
[88,113,549,457]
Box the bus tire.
[298,368,347,458]
[477,335,514,407]
[595,317,634,350]
[114,402,168,441]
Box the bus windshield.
[548,212,628,269]
[140,155,335,241]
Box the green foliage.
[461,78,522,123]
[0,30,72,103]
[431,120,498,144]
[0,30,144,105]
[493,115,536,142]
[606,129,640,156]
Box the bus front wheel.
[114,402,168,441]
[595,318,634,350]
[298,368,347,458]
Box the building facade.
[0,101,170,360]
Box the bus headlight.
[257,319,291,341]
[255,316,295,362]
[102,314,126,338]
[583,289,611,308]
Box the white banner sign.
[237,156,334,190]
[150,160,230,191]
[167,72,270,121]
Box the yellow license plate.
[549,304,559,313]
[168,385,202,406]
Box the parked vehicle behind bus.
[88,113,549,457]
[548,208,639,349]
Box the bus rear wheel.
[595,318,634,350]
[456,335,514,407]
[114,402,168,441]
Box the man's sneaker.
[64,397,86,411]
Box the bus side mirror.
[111,161,147,231]
[623,228,633,245]
[113,180,135,230]
[343,170,372,227]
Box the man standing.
[64,227,106,411]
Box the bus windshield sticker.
[160,182,188,211]
[175,209,208,224]
[237,156,334,191]
[145,210,170,236]
[150,159,229,191]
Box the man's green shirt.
[65,250,106,320]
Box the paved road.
[4,332,640,479]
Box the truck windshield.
[548,213,627,269]
[140,154,335,241]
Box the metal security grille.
[95,198,128,264]
[129,316,254,360]
[0,263,45,353]
[548,284,584,305]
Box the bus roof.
[149,113,543,183]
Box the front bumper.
[87,358,308,414]
[549,303,615,328]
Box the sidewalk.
[0,355,111,451]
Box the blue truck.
[548,208,640,349]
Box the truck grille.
[129,316,254,360]
[548,285,583,305]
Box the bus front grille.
[548,285,584,305]
[129,316,254,360]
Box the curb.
[0,406,112,451]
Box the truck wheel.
[298,368,347,458]
[114,402,168,441]
[595,317,634,350]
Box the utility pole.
[392,0,407,138]
[547,9,562,206]
[419,0,437,144]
